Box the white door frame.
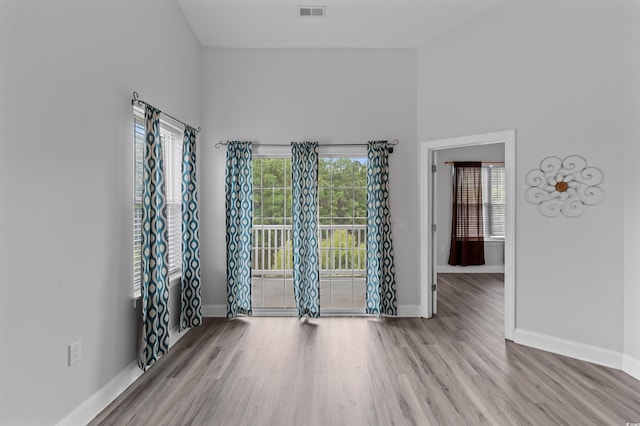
[419,129,516,341]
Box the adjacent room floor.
[91,274,640,425]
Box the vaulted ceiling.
[177,0,504,48]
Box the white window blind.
[133,115,144,295]
[482,166,506,239]
[162,126,182,276]
[133,110,183,296]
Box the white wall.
[200,48,418,311]
[623,1,640,374]
[418,0,633,353]
[0,1,201,424]
[435,144,505,269]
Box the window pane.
[491,168,506,204]
[319,158,332,188]
[253,158,263,188]
[332,279,353,309]
[284,187,292,218]
[492,204,506,237]
[353,159,367,187]
[332,158,354,187]
[253,189,263,220]
[353,188,367,220]
[331,189,354,221]
[167,201,181,272]
[491,168,506,237]
[263,188,285,224]
[133,115,145,292]
[161,126,183,274]
[318,188,331,219]
[484,166,506,238]
[262,158,285,188]
[284,158,291,188]
[133,117,145,203]
[133,114,183,288]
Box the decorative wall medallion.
[525,155,604,217]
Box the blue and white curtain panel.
[366,141,397,316]
[291,142,320,318]
[139,105,171,370]
[180,127,202,330]
[225,142,253,318]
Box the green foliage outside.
[320,229,366,271]
[273,239,293,270]
[255,157,368,272]
[253,158,367,225]
[273,229,366,272]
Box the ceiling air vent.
[298,5,326,18]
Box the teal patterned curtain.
[226,142,253,318]
[291,142,320,318]
[366,141,397,316]
[138,105,170,370]
[180,127,202,329]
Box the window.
[133,109,183,296]
[482,166,506,239]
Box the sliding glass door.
[318,158,367,312]
[251,156,366,314]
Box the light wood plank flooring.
[91,273,640,425]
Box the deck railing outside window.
[252,224,366,276]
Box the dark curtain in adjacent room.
[448,161,485,266]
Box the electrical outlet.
[68,341,81,366]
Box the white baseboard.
[397,305,421,317]
[514,328,622,370]
[437,265,505,273]
[623,354,640,381]
[56,361,142,426]
[57,325,191,426]
[203,304,227,317]
[202,304,421,318]
[169,325,190,347]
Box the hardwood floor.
[91,273,640,425]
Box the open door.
[419,130,516,340]
[430,151,438,315]
[419,144,437,318]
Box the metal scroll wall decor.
[525,155,604,218]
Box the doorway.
[419,130,516,340]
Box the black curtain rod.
[214,139,399,153]
[132,91,201,134]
